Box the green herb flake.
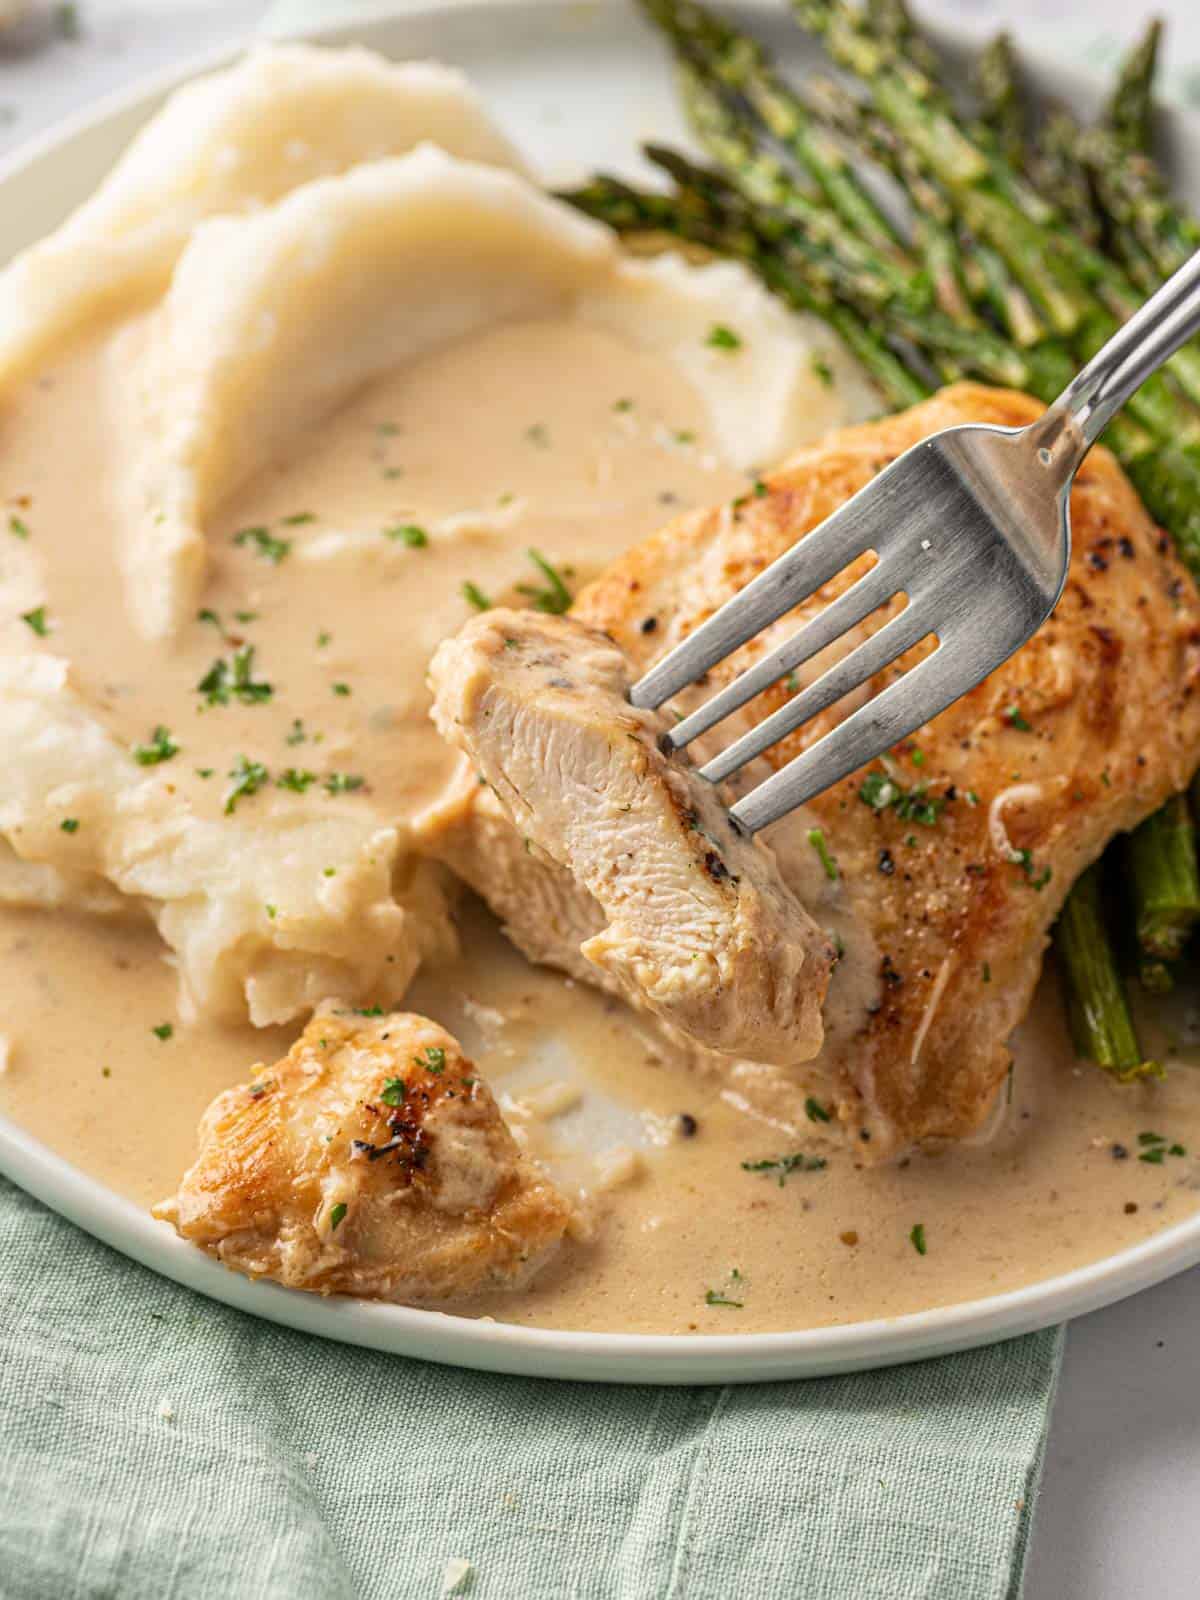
[462,580,491,612]
[419,1046,447,1075]
[385,523,428,548]
[1139,1146,1167,1165]
[324,772,365,794]
[741,1152,827,1187]
[196,607,223,630]
[224,755,269,815]
[60,818,80,834]
[811,356,834,387]
[858,768,944,826]
[518,548,572,615]
[133,725,179,766]
[330,682,351,698]
[804,1096,832,1124]
[152,1023,173,1042]
[195,767,214,779]
[705,323,742,351]
[233,525,291,565]
[909,1222,927,1255]
[234,609,259,624]
[316,631,331,649]
[197,645,273,708]
[277,767,316,793]
[285,718,307,747]
[20,606,48,637]
[704,1289,744,1308]
[8,514,29,540]
[525,422,550,448]
[380,1077,406,1107]
[613,397,635,413]
[807,827,839,882]
[329,1202,347,1231]
[982,962,991,983]
[281,511,316,526]
[1005,704,1033,732]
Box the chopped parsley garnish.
[418,1046,446,1074]
[196,607,223,631]
[234,609,259,625]
[133,725,179,766]
[613,397,635,413]
[705,323,742,351]
[462,580,491,612]
[518,548,572,615]
[330,682,351,697]
[197,645,273,707]
[811,357,834,386]
[1137,1131,1187,1164]
[276,767,316,793]
[265,904,277,920]
[20,606,48,637]
[60,818,79,834]
[281,511,316,526]
[224,755,269,815]
[324,772,364,795]
[807,827,839,882]
[858,768,943,826]
[233,525,291,564]
[375,421,400,438]
[8,514,29,540]
[909,1222,927,1255]
[316,631,331,648]
[380,1077,406,1107]
[1005,704,1033,732]
[525,422,550,448]
[804,1096,832,1124]
[329,1202,347,1231]
[704,1288,744,1308]
[152,1023,173,1042]
[384,523,428,548]
[741,1152,827,1187]
[1009,847,1051,890]
[285,718,307,746]
[195,767,214,779]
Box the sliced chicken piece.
[572,382,1200,1155]
[155,1008,573,1301]
[428,608,834,1065]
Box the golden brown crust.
[573,384,1200,1154]
[156,1009,574,1299]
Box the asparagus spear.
[973,33,1025,169]
[1104,18,1163,156]
[1054,864,1163,1081]
[1126,792,1200,961]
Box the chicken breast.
[573,382,1200,1154]
[428,608,833,1064]
[155,1009,573,1300]
[425,383,1200,1159]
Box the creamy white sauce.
[1,312,1199,1334]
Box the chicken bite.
[155,1009,573,1301]
[427,608,834,1064]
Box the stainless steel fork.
[630,249,1200,834]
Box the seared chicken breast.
[428,608,833,1064]
[425,384,1200,1158]
[155,1009,573,1299]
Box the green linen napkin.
[0,1175,1062,1599]
[0,4,1065,1595]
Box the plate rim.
[1,0,1198,1383]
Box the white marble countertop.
[2,3,1198,1596]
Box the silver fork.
[629,249,1200,835]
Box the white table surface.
[2,2,1198,1596]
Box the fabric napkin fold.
[0,3,1067,1596]
[0,1176,1062,1599]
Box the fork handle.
[1036,247,1200,461]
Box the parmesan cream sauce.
[2,314,1200,1335]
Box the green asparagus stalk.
[973,34,1025,170]
[1126,792,1200,961]
[1054,864,1163,1081]
[1104,18,1163,155]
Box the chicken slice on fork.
[428,609,835,1064]
[155,1009,573,1300]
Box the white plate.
[2,0,1200,1384]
